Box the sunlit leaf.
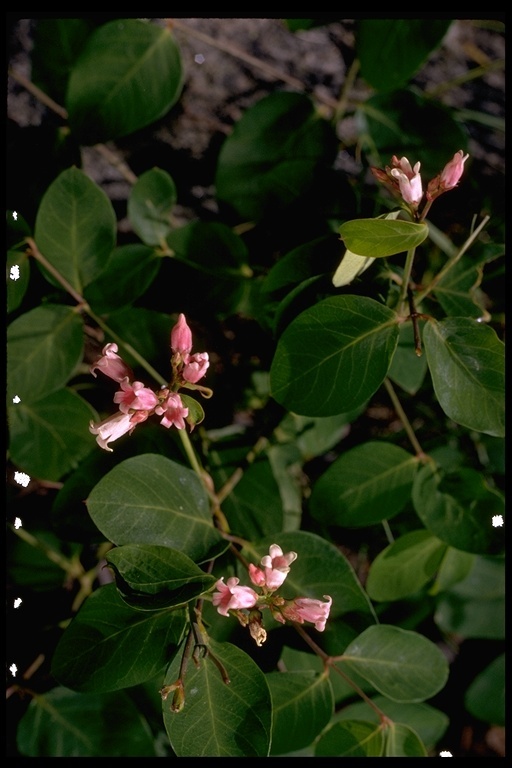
[384,722,428,756]
[163,639,272,757]
[270,295,399,416]
[338,218,428,258]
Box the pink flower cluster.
[212,544,332,643]
[89,314,210,451]
[371,150,469,216]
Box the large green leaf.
[246,531,377,621]
[340,625,449,702]
[338,218,428,258]
[423,316,505,436]
[67,19,183,144]
[356,19,452,91]
[128,168,177,246]
[34,167,116,292]
[8,388,97,482]
[84,244,161,313]
[7,304,84,404]
[215,91,338,222]
[51,583,187,692]
[87,454,225,563]
[17,687,157,757]
[366,530,447,602]
[163,639,272,757]
[267,670,334,755]
[106,544,217,610]
[270,295,399,416]
[387,322,428,394]
[384,722,427,757]
[412,463,504,554]
[315,720,384,757]
[309,441,417,527]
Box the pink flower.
[439,150,469,190]
[155,392,189,430]
[282,595,332,631]
[114,379,159,413]
[260,543,297,590]
[183,352,210,384]
[390,156,423,206]
[248,563,266,587]
[212,577,259,617]
[171,313,193,355]
[89,411,140,452]
[90,343,134,383]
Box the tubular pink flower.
[155,392,189,430]
[282,595,332,631]
[171,313,193,355]
[183,352,210,384]
[89,411,139,452]
[260,543,297,590]
[90,343,134,383]
[248,563,266,587]
[212,577,259,617]
[390,162,423,206]
[114,379,160,413]
[439,150,469,190]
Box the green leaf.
[7,528,80,591]
[51,583,187,692]
[384,722,428,757]
[434,253,492,320]
[106,544,216,610]
[366,530,447,602]
[84,244,161,313]
[67,19,183,144]
[8,388,97,482]
[387,322,428,394]
[423,317,505,437]
[270,295,399,416]
[357,19,452,91]
[7,247,31,313]
[163,639,272,757]
[341,625,449,702]
[87,454,226,563]
[338,218,428,258]
[34,167,116,292]
[7,304,84,404]
[412,464,505,554]
[267,670,334,755]
[465,654,505,726]
[128,168,177,246]
[338,695,449,751]
[17,687,157,757]
[215,91,338,222]
[310,441,417,528]
[430,547,475,594]
[315,720,384,756]
[247,531,377,621]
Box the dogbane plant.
[7,17,504,760]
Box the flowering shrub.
[7,17,504,759]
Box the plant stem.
[383,378,427,461]
[398,247,416,316]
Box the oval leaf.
[84,244,161,313]
[51,583,186,692]
[310,442,417,527]
[34,167,117,292]
[316,720,384,757]
[87,454,225,563]
[464,653,505,726]
[366,530,447,602]
[341,625,449,702]
[270,295,399,416]
[333,211,400,287]
[339,218,428,258]
[384,722,428,757]
[67,19,183,144]
[128,167,177,246]
[423,316,505,437]
[163,639,272,757]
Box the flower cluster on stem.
[211,544,332,645]
[371,150,469,220]
[89,314,211,451]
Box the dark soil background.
[6,16,505,758]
